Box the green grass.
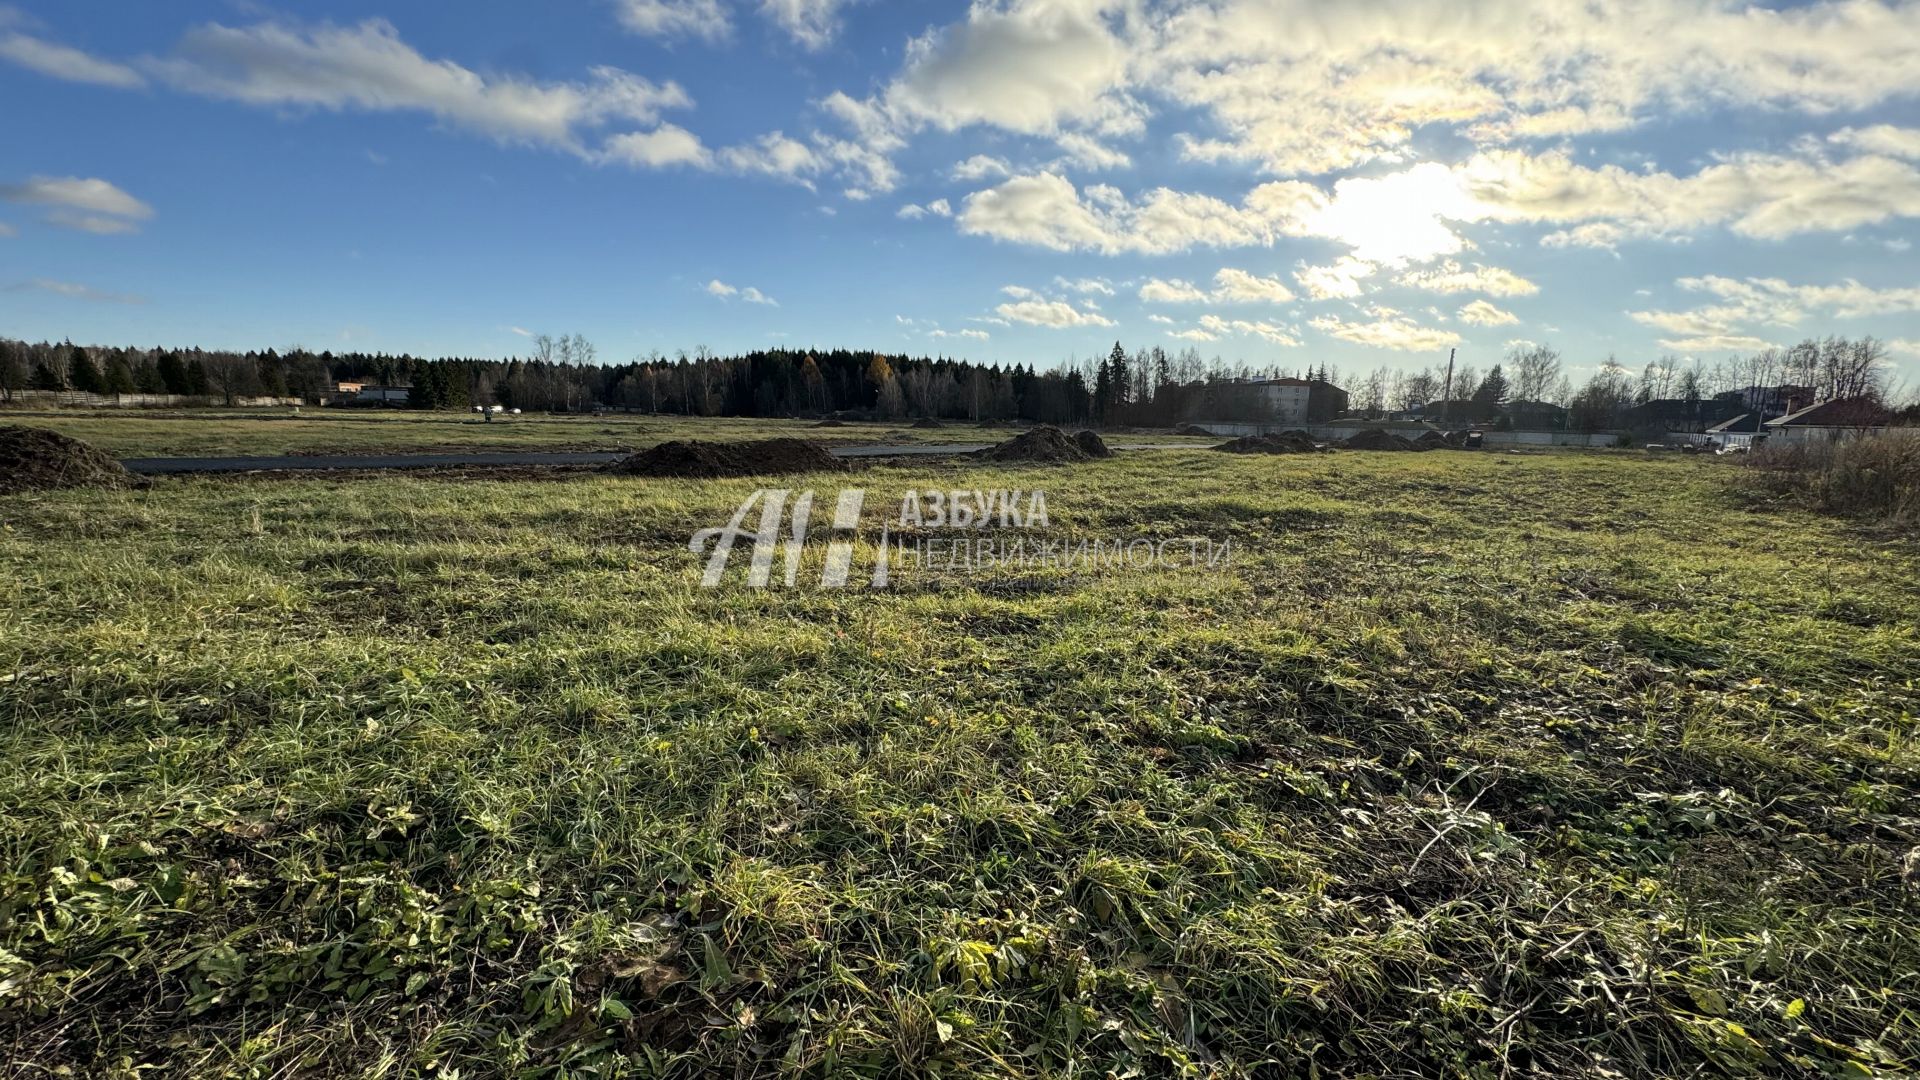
[2,450,1916,1078]
[0,410,1213,458]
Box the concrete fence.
[0,390,305,408]
[1190,418,1626,448]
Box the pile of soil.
[1342,428,1432,452]
[975,425,1088,464]
[1072,430,1114,458]
[1416,430,1449,448]
[607,438,848,478]
[0,425,136,494]
[910,417,945,429]
[1174,423,1216,436]
[1213,430,1320,454]
[811,418,847,428]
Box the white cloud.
[1309,308,1460,352]
[1293,257,1374,300]
[1628,273,1920,351]
[1396,259,1539,297]
[952,154,1011,181]
[1210,267,1294,305]
[885,0,1139,138]
[1053,131,1131,171]
[44,211,141,235]
[957,139,1920,269]
[759,0,858,49]
[706,279,777,305]
[930,327,991,340]
[1457,298,1519,326]
[1143,0,1920,177]
[603,124,713,168]
[150,19,693,153]
[1829,125,1920,161]
[509,326,535,338]
[1888,338,1920,359]
[957,171,1326,255]
[1147,313,1174,324]
[1,175,153,234]
[1197,313,1300,345]
[1,175,152,219]
[719,131,821,181]
[1170,328,1217,342]
[1458,147,1920,243]
[7,278,143,304]
[1054,275,1113,294]
[996,297,1114,328]
[0,31,145,87]
[1139,278,1209,303]
[1140,267,1294,306]
[615,0,731,43]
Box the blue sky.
[2,0,1918,385]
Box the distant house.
[1501,399,1567,430]
[354,385,412,405]
[1704,412,1763,434]
[1762,397,1893,442]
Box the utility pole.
[1441,347,1456,426]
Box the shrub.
[1746,433,1920,525]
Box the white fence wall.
[0,390,304,408]
[1190,418,1628,447]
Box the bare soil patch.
[1214,430,1321,455]
[1343,428,1434,452]
[0,425,137,494]
[975,425,1088,464]
[607,438,849,478]
[1073,430,1114,458]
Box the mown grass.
[0,410,1208,458]
[2,450,1916,1078]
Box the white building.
[1247,377,1315,424]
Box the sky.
[2,0,1919,385]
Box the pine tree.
[1107,341,1129,411]
[67,350,104,394]
[1472,365,1509,406]
[1092,358,1111,422]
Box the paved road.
[120,442,1192,474]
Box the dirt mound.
[1213,431,1320,455]
[1072,430,1114,458]
[1416,430,1448,447]
[910,417,945,429]
[1342,428,1432,452]
[975,425,1088,464]
[0,425,135,494]
[811,418,847,428]
[608,438,848,478]
[1174,423,1216,436]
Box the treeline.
[0,336,1332,427]
[1342,336,1907,430]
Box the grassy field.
[0,409,1213,458]
[2,448,1916,1078]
